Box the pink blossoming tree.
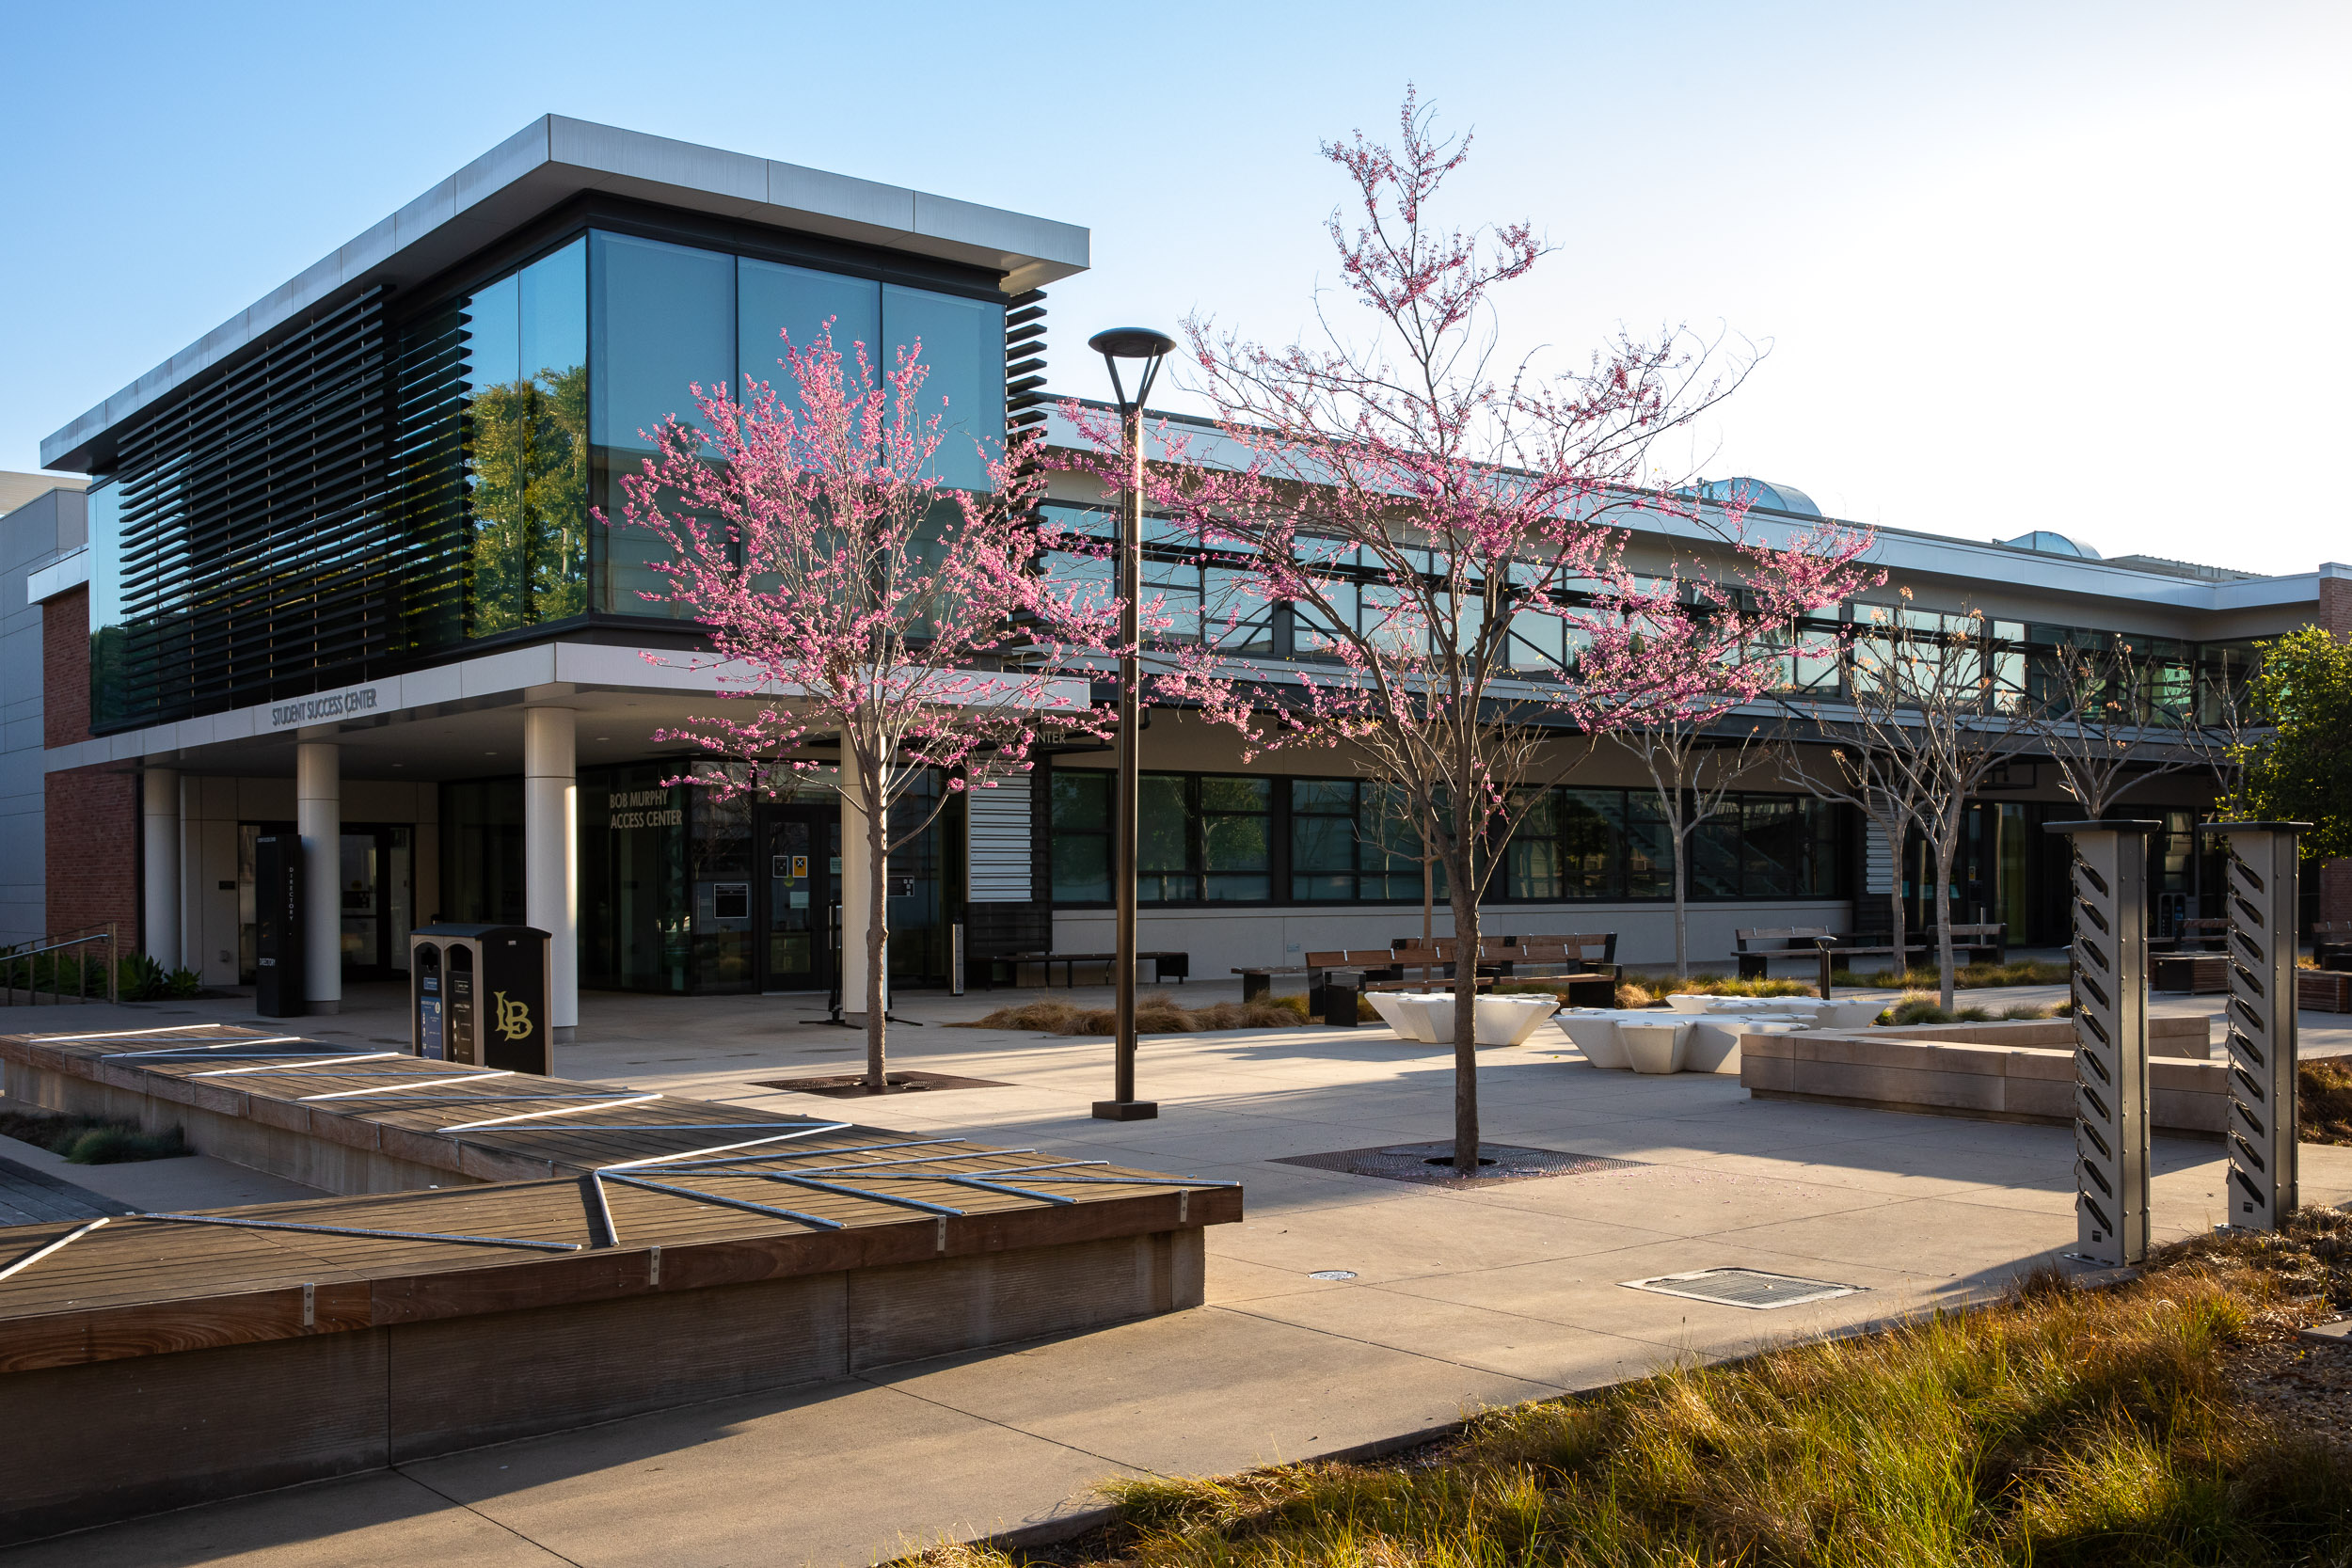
[1065,91,1878,1169]
[612,327,1117,1089]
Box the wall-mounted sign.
[268,684,384,729]
[606,787,681,831]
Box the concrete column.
[525,707,578,1043]
[838,759,879,1016]
[178,775,204,976]
[141,768,180,965]
[297,741,342,1015]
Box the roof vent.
[1698,478,1822,517]
[1996,530,2102,560]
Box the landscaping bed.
[968,991,1370,1035]
[0,1109,188,1164]
[929,1212,2352,1567]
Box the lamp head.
[1088,326,1177,413]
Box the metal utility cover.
[1621,1268,1863,1310]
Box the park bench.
[1735,927,1927,998]
[1234,949,1395,1003]
[2312,920,2352,972]
[994,950,1190,988]
[1931,922,2010,965]
[2160,916,2229,952]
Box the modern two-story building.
[15,117,2348,1032]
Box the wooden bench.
[1234,950,1393,1004]
[996,951,1190,987]
[1931,923,2010,966]
[1499,932,1620,978]
[2309,920,2352,972]
[1736,927,1929,999]
[2163,916,2230,953]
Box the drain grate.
[754,1069,1011,1097]
[1621,1267,1863,1310]
[1277,1142,1643,1187]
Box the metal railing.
[0,924,119,1006]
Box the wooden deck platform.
[0,1023,1242,1544]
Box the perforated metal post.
[2199,821,2305,1230]
[2046,820,2158,1266]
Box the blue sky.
[4,1,2345,574]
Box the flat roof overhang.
[42,117,1090,474]
[42,640,1094,784]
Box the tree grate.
[1620,1267,1863,1310]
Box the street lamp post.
[1088,327,1175,1122]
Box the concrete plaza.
[4,975,2349,1566]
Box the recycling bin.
[408,924,551,1073]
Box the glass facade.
[1049,768,1846,908]
[580,764,690,992]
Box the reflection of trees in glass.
[466,360,587,632]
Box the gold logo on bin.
[493,991,533,1041]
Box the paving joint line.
[846,1370,1153,1481]
[389,1466,590,1567]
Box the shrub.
[0,1109,190,1163]
[967,990,1338,1036]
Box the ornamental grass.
[914,1212,2352,1568]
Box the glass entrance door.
[758,808,836,992]
[339,824,414,979]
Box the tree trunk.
[1931,818,1959,1011]
[865,771,890,1090]
[1882,815,1908,990]
[1671,806,1691,980]
[1448,862,1481,1173]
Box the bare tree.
[1616,717,1772,977]
[2030,635,2204,820]
[1782,596,2028,1006]
[1772,723,1927,983]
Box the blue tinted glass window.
[591,231,735,453]
[520,239,589,622]
[87,480,128,729]
[462,273,526,632]
[738,258,881,399]
[883,284,1004,491]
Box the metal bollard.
[2199,821,2306,1230]
[2046,820,2159,1267]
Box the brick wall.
[40,587,137,944]
[2321,574,2352,640]
[46,766,137,942]
[42,586,89,749]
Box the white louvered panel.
[1865,822,1895,895]
[967,776,1035,902]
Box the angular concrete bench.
[1739,1015,2225,1134]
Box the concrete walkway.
[5,979,2349,1566]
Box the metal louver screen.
[101,287,409,733]
[967,775,1035,902]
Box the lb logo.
[493,990,533,1041]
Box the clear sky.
[4,1,2344,575]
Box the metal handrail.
[0,922,119,1006]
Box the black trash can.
[407,924,551,1073]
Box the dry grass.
[1836,959,2074,990]
[965,990,1344,1036]
[1613,974,1819,1005]
[913,1212,2352,1568]
[2303,1058,2352,1146]
[1878,995,2065,1027]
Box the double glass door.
[758,807,837,992]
